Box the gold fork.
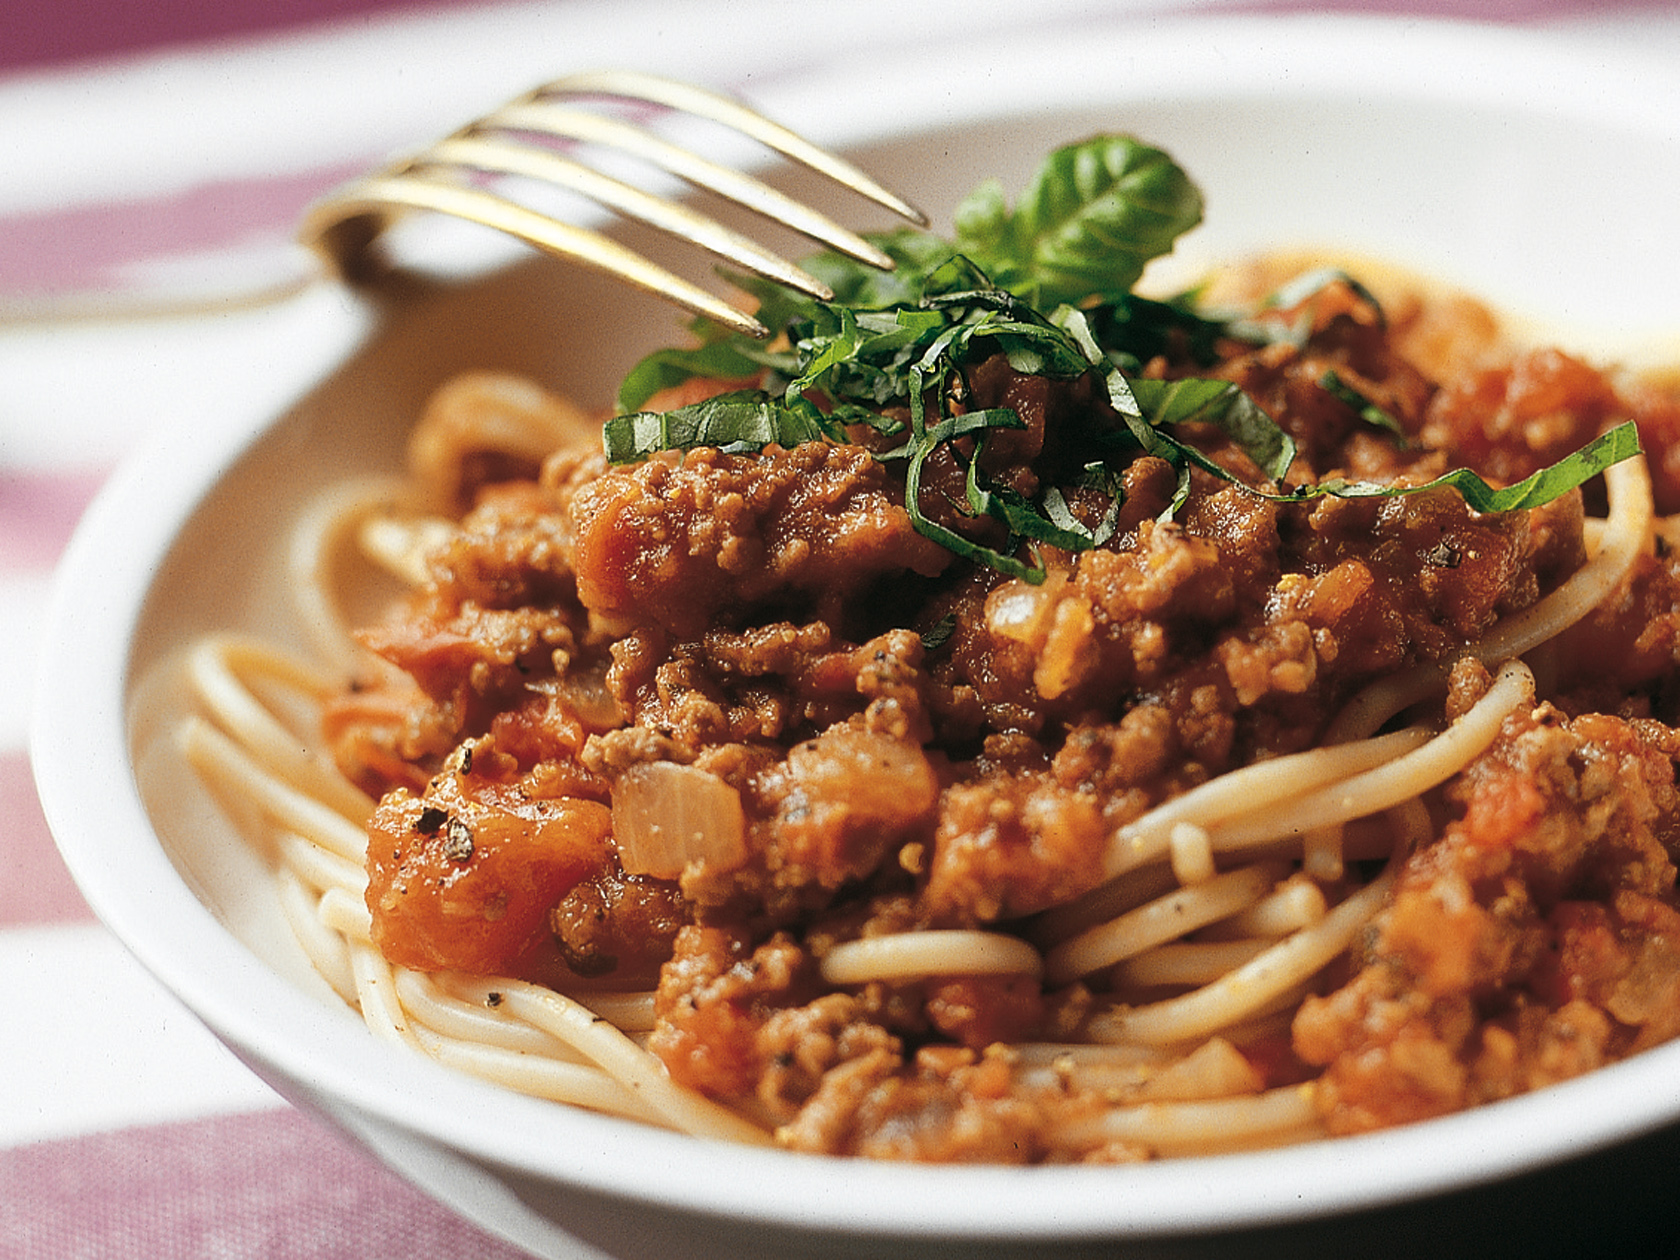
[298,69,927,339]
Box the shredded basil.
[1222,267,1388,349]
[919,613,959,651]
[1287,421,1641,513]
[601,391,833,462]
[603,135,1642,583]
[1319,369,1408,441]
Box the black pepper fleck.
[1424,541,1462,569]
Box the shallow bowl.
[33,15,1680,1259]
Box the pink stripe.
[0,467,110,574]
[0,166,363,297]
[0,0,485,75]
[0,1108,531,1258]
[0,751,93,926]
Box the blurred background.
[4,0,1672,73]
[1,0,471,71]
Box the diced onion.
[987,584,1049,642]
[612,761,747,881]
[557,667,623,731]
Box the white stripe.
[0,923,282,1146]
[0,276,368,471]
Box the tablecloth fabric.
[6,2,1680,1257]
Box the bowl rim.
[31,11,1680,1244]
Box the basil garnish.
[602,135,1641,583]
[1288,421,1641,513]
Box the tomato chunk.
[365,771,610,975]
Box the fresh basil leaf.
[953,135,1204,308]
[950,177,1010,266]
[1320,369,1408,441]
[1043,484,1120,548]
[1223,268,1388,348]
[604,391,831,462]
[616,337,776,413]
[920,613,958,651]
[1128,378,1296,483]
[930,407,1027,443]
[1084,293,1230,371]
[966,461,1104,551]
[901,409,1047,583]
[1290,421,1641,511]
[613,137,1204,420]
[803,228,961,310]
[1056,305,1297,485]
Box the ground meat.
[924,975,1046,1049]
[925,771,1109,921]
[1289,482,1545,661]
[360,602,572,712]
[1421,349,1622,494]
[427,481,579,610]
[1294,706,1680,1134]
[322,667,452,797]
[548,867,685,982]
[345,484,594,765]
[836,1051,1045,1163]
[566,443,949,637]
[1217,313,1437,474]
[649,925,818,1099]
[753,720,942,893]
[1549,547,1680,719]
[754,993,901,1124]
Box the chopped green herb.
[603,135,1641,582]
[603,391,835,462]
[919,613,959,652]
[1289,421,1641,513]
[1319,369,1408,441]
[1223,267,1388,349]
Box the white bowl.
[33,15,1680,1259]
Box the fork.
[297,70,927,339]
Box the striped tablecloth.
[5,2,1680,1256]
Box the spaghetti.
[178,146,1680,1162]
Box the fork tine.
[543,70,929,228]
[299,174,770,338]
[422,135,836,301]
[485,100,900,271]
[300,72,924,338]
